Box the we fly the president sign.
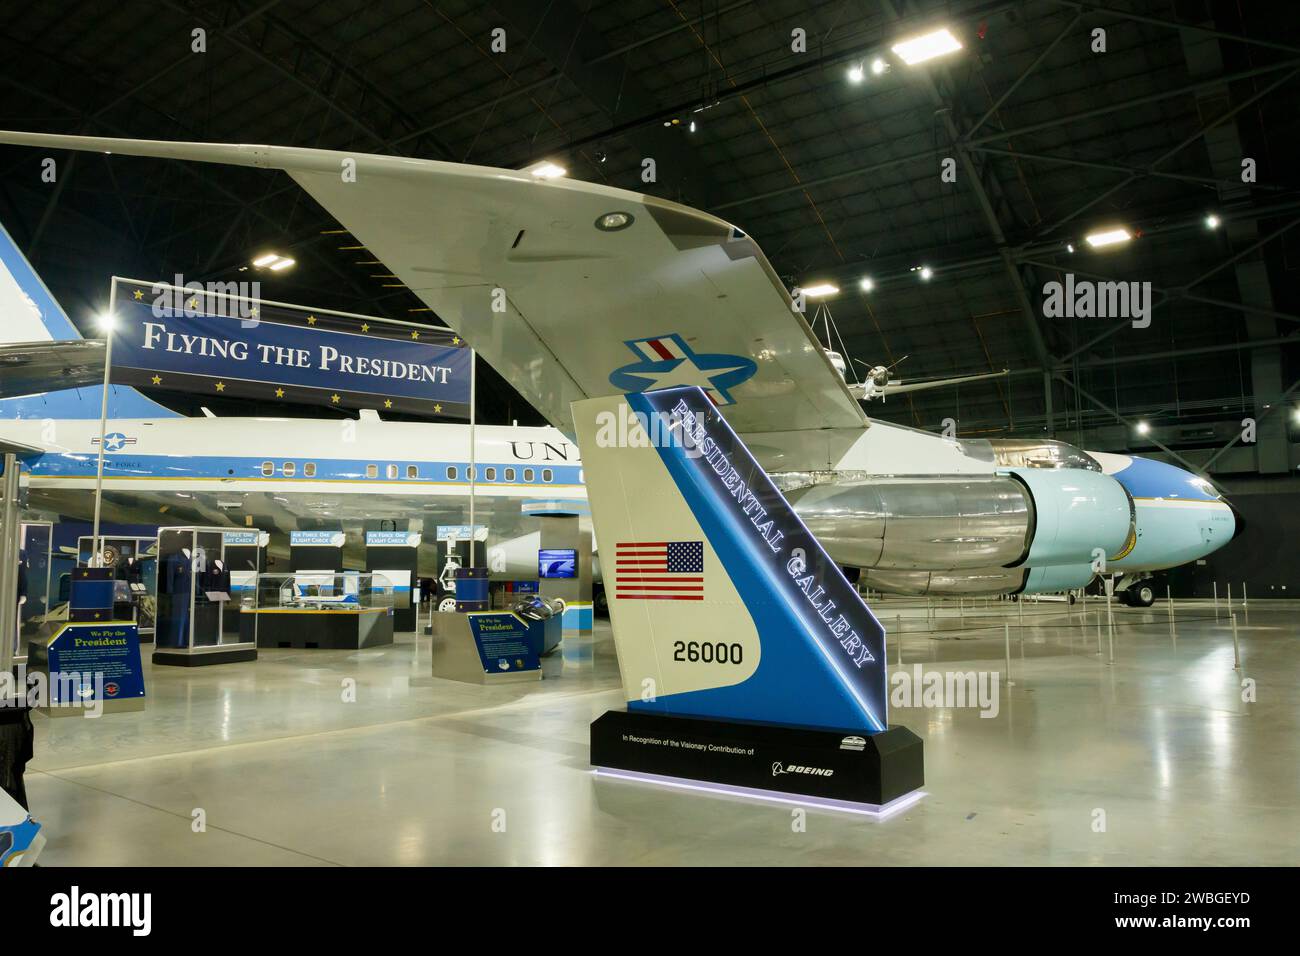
[107,277,470,418]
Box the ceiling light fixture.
[847,62,865,83]
[800,283,840,299]
[1084,227,1132,249]
[871,57,888,75]
[859,277,875,292]
[1205,213,1221,229]
[891,27,962,65]
[527,161,567,179]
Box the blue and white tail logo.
[0,218,176,419]
[574,385,888,733]
[608,333,757,405]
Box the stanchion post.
[896,614,903,667]
[1167,585,1175,648]
[1004,622,1014,686]
[1106,585,1115,665]
[1231,612,1241,671]
[1213,581,1219,619]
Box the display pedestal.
[591,710,924,811]
[153,646,257,667]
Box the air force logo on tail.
[609,334,757,405]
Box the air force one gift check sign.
[575,387,922,807]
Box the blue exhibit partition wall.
[572,386,923,810]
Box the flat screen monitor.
[538,548,577,579]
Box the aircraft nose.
[1228,499,1246,541]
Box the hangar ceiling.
[0,0,1296,475]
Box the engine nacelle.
[862,567,1026,596]
[787,469,1134,572]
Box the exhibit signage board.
[108,278,470,417]
[466,613,542,674]
[365,531,422,547]
[43,622,146,712]
[290,531,346,547]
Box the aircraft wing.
[0,131,867,435]
[850,369,1009,400]
[0,340,105,400]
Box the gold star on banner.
[250,307,258,317]
[383,399,392,409]
[452,336,460,345]
[132,289,144,301]
[188,297,199,309]
[433,403,442,414]
[275,388,285,398]
[410,330,420,340]
[331,394,340,404]
[361,323,370,333]
[151,375,162,385]
[215,382,226,392]
[306,315,317,325]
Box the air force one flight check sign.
[573,385,889,734]
[107,278,470,417]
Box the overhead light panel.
[891,28,962,66]
[859,277,875,292]
[847,62,865,83]
[800,283,840,299]
[871,58,888,75]
[1205,214,1221,229]
[1085,227,1132,249]
[919,266,933,281]
[253,252,295,270]
[1135,421,1151,435]
[527,161,567,179]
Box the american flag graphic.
[615,541,704,601]
[627,336,689,362]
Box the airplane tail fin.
[571,385,889,734]
[0,218,176,419]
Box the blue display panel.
[538,549,577,579]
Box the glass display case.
[153,526,257,666]
[245,572,395,649]
[77,534,158,638]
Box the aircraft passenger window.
[304,463,316,478]
[485,467,496,481]
[447,466,458,481]
[542,469,553,483]
[467,466,476,481]
[504,468,516,482]
[366,464,378,479]
[523,469,535,483]
[407,465,418,479]
[261,461,274,477]
[386,464,398,480]
[283,462,296,477]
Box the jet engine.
[786,468,1132,573]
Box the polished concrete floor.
[24,597,1300,865]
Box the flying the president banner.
[107,277,470,417]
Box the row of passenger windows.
[259,461,554,483]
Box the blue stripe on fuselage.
[26,451,582,485]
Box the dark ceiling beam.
[1024,66,1300,244]
[486,0,1023,175]
[969,145,1299,195]
[488,0,724,205]
[967,10,1082,137]
[0,69,391,314]
[880,0,1051,368]
[1043,0,1300,58]
[163,0,455,160]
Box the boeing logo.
[771,761,834,777]
[609,333,757,405]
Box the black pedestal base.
[152,648,258,667]
[591,710,924,810]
